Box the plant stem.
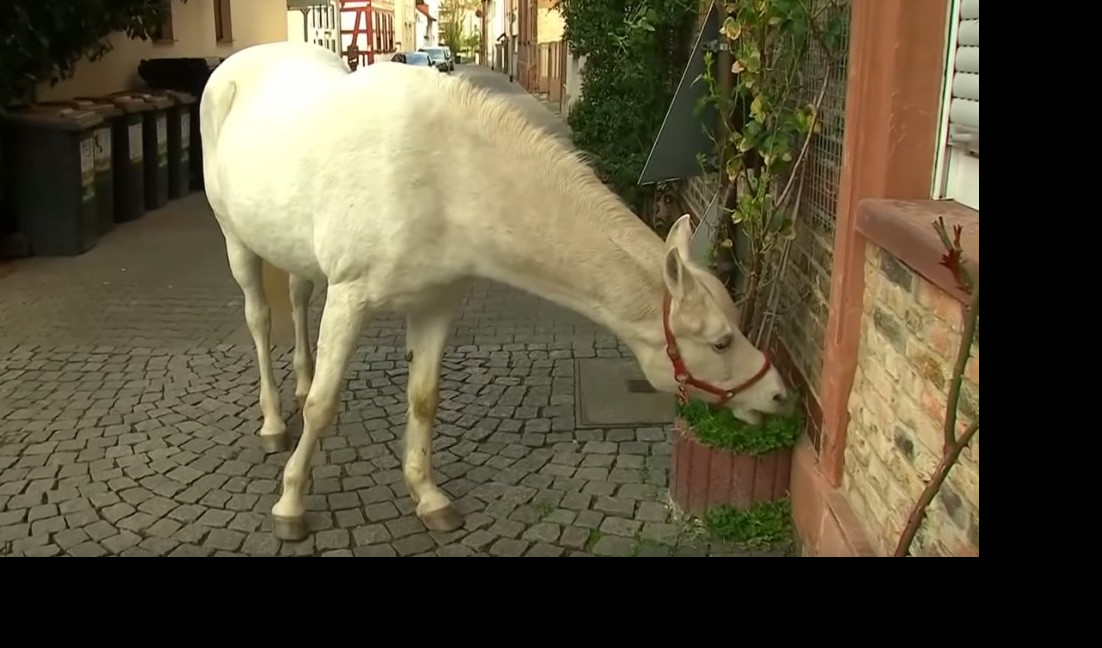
[777,69,831,209]
[942,284,979,452]
[894,280,979,557]
[892,418,978,557]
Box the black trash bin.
[88,93,151,223]
[132,92,174,210]
[136,56,224,190]
[0,106,103,256]
[149,89,196,199]
[51,98,123,236]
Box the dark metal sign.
[638,3,720,186]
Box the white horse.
[200,41,791,541]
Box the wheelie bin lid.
[35,98,123,120]
[90,93,155,114]
[3,105,103,131]
[126,92,175,110]
[163,90,197,106]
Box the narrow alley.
[0,66,773,558]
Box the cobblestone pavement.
[0,66,777,557]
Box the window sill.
[856,198,979,305]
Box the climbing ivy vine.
[695,0,848,341]
[559,0,698,213]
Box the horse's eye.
[712,336,732,352]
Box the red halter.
[662,292,773,407]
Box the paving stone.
[591,535,637,556]
[640,522,679,546]
[522,522,561,544]
[635,501,669,523]
[353,524,392,546]
[69,541,108,557]
[242,532,281,556]
[316,529,351,550]
[102,531,142,554]
[489,537,529,557]
[437,544,476,557]
[599,516,642,537]
[393,533,434,556]
[353,544,397,557]
[594,496,635,517]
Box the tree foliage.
[559,0,698,212]
[0,0,183,109]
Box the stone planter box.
[669,417,793,518]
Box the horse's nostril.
[772,392,786,403]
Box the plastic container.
[41,99,124,235]
[133,92,174,210]
[150,89,197,199]
[91,94,152,222]
[137,56,224,189]
[0,106,103,256]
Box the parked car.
[391,51,441,71]
[418,46,454,72]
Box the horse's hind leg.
[289,274,315,408]
[404,284,466,532]
[223,232,287,453]
[271,281,370,540]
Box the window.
[375,12,381,51]
[932,0,979,211]
[153,0,174,42]
[214,0,234,43]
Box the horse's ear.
[663,242,700,302]
[664,214,693,262]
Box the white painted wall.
[563,50,586,115]
[38,0,288,100]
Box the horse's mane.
[444,75,647,234]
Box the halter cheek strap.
[662,293,773,407]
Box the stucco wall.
[37,0,288,101]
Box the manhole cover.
[575,358,675,428]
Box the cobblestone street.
[0,66,780,557]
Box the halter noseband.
[662,293,773,407]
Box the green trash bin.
[88,93,151,223]
[0,106,103,256]
[150,89,196,199]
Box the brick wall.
[843,243,979,556]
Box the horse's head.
[639,215,792,425]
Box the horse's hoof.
[260,432,288,454]
[418,505,464,532]
[272,514,309,541]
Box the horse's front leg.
[404,287,466,532]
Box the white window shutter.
[947,0,978,155]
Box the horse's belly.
[216,206,325,281]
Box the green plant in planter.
[675,396,802,456]
[673,395,803,549]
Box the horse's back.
[202,43,461,287]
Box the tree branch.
[943,284,978,452]
[893,419,978,557]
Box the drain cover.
[575,358,675,428]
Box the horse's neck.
[474,173,668,350]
